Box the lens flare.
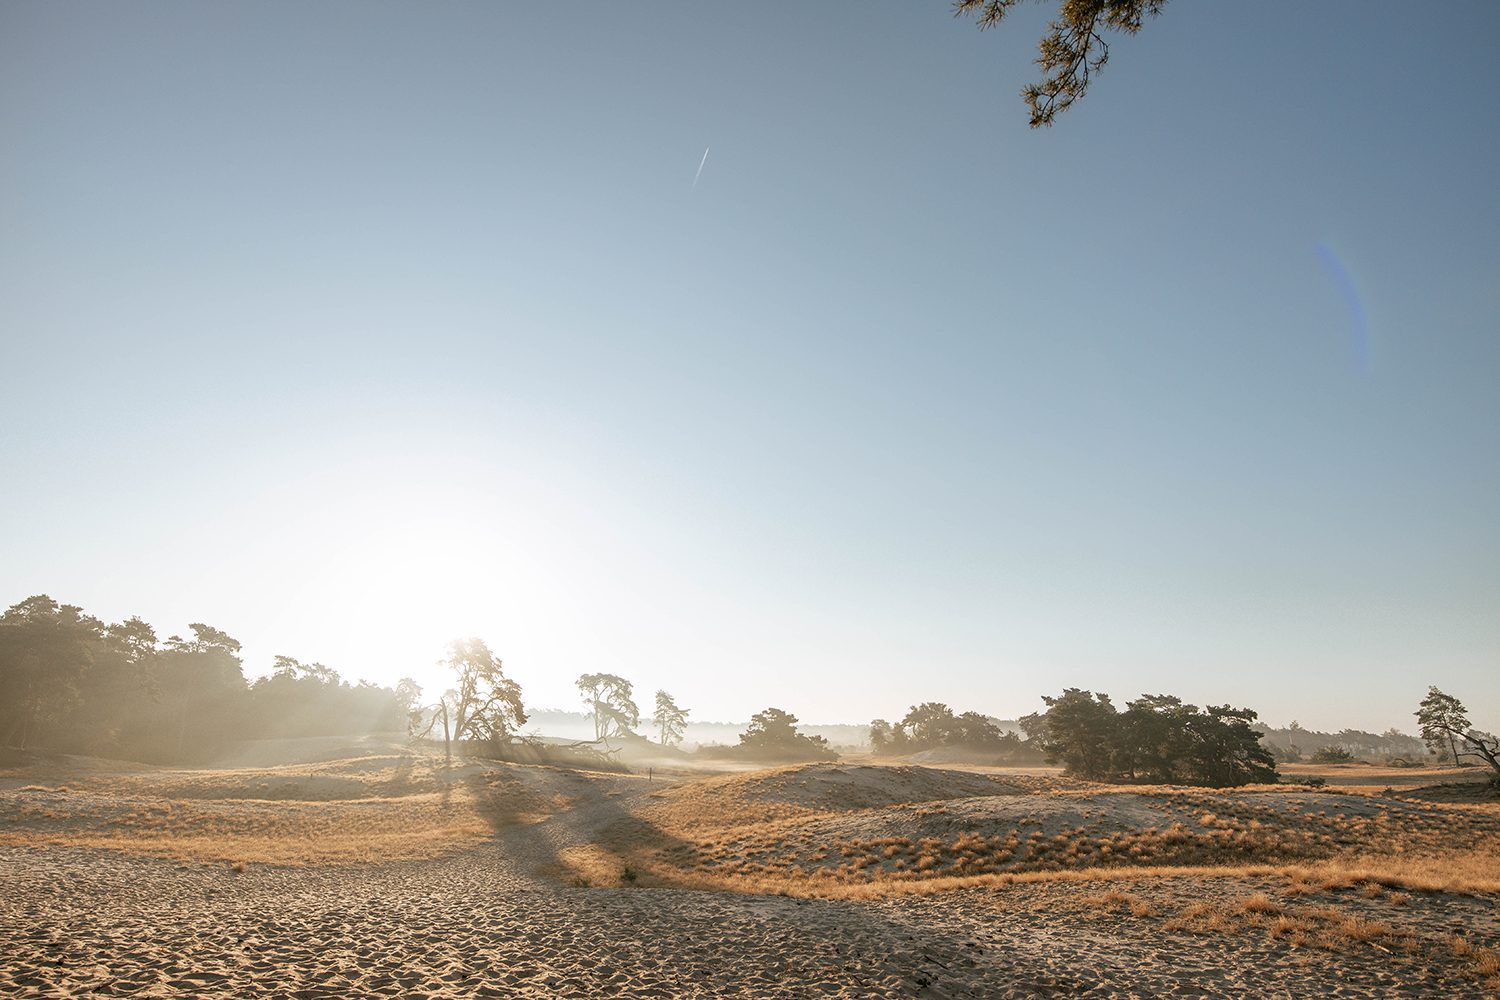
[1315,242,1371,373]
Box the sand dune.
[3,749,1497,996]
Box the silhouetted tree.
[737,707,835,761]
[244,657,404,739]
[0,596,103,749]
[1,595,412,761]
[896,702,961,749]
[436,638,527,749]
[270,655,339,685]
[955,0,1166,127]
[157,623,247,759]
[652,689,689,747]
[576,673,639,745]
[872,708,1015,756]
[954,711,1006,747]
[396,677,423,727]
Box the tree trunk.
[441,703,451,762]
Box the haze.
[2,1,1497,733]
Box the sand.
[2,752,1497,997]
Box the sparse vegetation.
[5,742,1498,995]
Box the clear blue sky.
[3,1,1497,732]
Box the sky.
[2,1,1497,733]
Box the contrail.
[692,146,710,188]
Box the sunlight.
[253,459,554,693]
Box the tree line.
[11,594,1488,785]
[870,691,1281,786]
[0,595,408,762]
[870,687,1497,789]
[0,595,839,766]
[869,702,1031,758]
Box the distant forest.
[523,709,871,751]
[0,596,407,763]
[1,594,1450,777]
[1253,722,1428,763]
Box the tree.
[737,707,835,761]
[1030,688,1277,787]
[271,655,339,685]
[896,702,961,749]
[2,595,411,760]
[158,623,248,759]
[576,673,640,746]
[652,689,689,747]
[1311,745,1355,764]
[395,677,423,725]
[1113,694,1196,782]
[245,656,403,740]
[868,718,895,755]
[954,711,1006,748]
[1036,688,1118,780]
[0,596,104,749]
[1416,688,1499,786]
[1174,704,1277,787]
[412,639,526,756]
[955,0,1166,127]
[1416,686,1468,766]
[106,616,158,665]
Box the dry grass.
[1079,887,1155,917]
[0,756,571,865]
[6,754,1498,904]
[7,753,1495,993]
[609,764,1500,901]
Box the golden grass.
[0,793,496,865]
[0,757,572,866]
[621,778,1500,900]
[1079,888,1155,917]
